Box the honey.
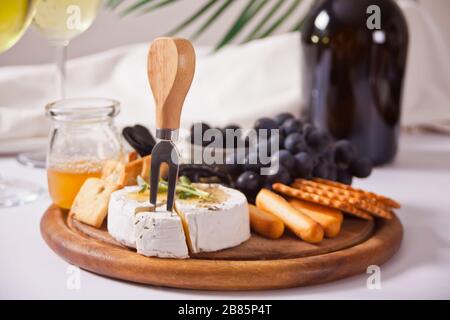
[126,190,167,204]
[47,162,102,209]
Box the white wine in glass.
[33,0,101,45]
[33,0,102,97]
[0,0,38,53]
[16,0,102,170]
[0,0,46,207]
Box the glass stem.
[55,43,68,99]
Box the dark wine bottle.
[301,0,408,165]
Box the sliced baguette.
[255,189,324,243]
[249,204,285,239]
[289,198,343,238]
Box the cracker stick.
[249,204,285,239]
[292,181,393,219]
[288,198,343,238]
[312,178,401,208]
[272,183,373,220]
[255,189,324,243]
[294,179,390,209]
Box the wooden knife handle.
[147,37,196,130]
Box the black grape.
[350,157,373,178]
[254,117,278,131]
[281,118,303,136]
[271,150,295,170]
[274,113,294,126]
[294,152,314,178]
[236,171,261,192]
[243,152,262,172]
[313,159,330,179]
[337,169,353,185]
[334,140,357,169]
[306,129,331,152]
[284,132,307,154]
[264,165,292,186]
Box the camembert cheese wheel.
[107,184,250,258]
[175,183,250,253]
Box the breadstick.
[289,198,343,238]
[249,204,285,239]
[255,189,324,243]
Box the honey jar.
[46,98,123,209]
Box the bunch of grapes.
[190,113,372,198]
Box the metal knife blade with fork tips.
[147,37,196,211]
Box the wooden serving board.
[41,205,403,291]
[70,215,374,260]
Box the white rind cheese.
[108,186,189,258]
[175,184,250,253]
[107,186,144,248]
[108,184,250,258]
[134,211,189,259]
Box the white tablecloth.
[0,131,449,299]
[2,26,450,154]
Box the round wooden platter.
[41,205,403,291]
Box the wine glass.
[0,0,46,208]
[0,0,38,53]
[16,0,102,169]
[32,0,102,98]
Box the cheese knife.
[147,37,196,211]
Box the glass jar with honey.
[46,98,123,209]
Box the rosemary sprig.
[136,175,210,199]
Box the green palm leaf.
[191,0,234,41]
[215,0,270,50]
[121,0,158,15]
[142,0,180,13]
[105,0,125,9]
[244,0,286,43]
[168,0,219,36]
[110,0,306,49]
[258,0,302,38]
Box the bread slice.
[123,158,143,186]
[140,155,151,182]
[140,155,169,183]
[101,160,126,189]
[101,157,147,188]
[71,155,166,229]
[72,159,131,228]
[124,151,138,163]
[70,178,113,228]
